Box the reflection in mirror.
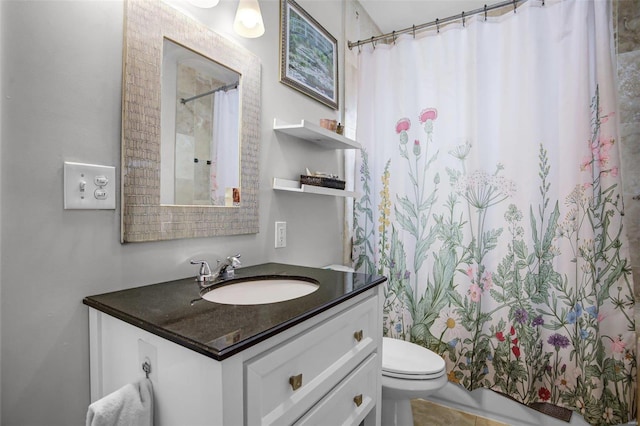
[161,39,241,207]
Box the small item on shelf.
[300,175,346,190]
[301,168,345,190]
[336,123,344,135]
[319,118,337,131]
[225,187,241,207]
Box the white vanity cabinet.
[88,287,382,426]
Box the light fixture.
[186,0,220,8]
[233,0,265,38]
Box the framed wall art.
[279,0,338,109]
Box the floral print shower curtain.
[353,1,635,424]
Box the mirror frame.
[121,0,260,243]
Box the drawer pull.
[353,330,363,342]
[289,374,303,391]
[353,394,363,407]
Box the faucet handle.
[190,260,212,282]
[215,254,241,280]
[228,254,241,268]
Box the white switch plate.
[64,161,116,209]
[275,221,287,248]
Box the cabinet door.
[295,354,378,426]
[245,296,378,425]
[89,310,239,426]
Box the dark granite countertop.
[83,263,386,361]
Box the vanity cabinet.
[88,287,382,425]
[272,119,361,198]
[245,295,378,424]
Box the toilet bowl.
[381,337,448,426]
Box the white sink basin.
[201,277,319,305]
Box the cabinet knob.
[289,374,303,391]
[353,394,363,407]
[353,330,363,342]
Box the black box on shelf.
[300,175,346,190]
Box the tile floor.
[412,399,508,426]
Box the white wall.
[0,0,348,424]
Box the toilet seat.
[382,337,446,380]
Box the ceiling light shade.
[233,0,265,38]
[186,0,220,8]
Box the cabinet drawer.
[294,354,378,426]
[245,296,378,426]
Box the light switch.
[64,161,116,209]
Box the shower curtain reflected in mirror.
[210,88,240,206]
[353,0,636,423]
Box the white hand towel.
[86,378,153,426]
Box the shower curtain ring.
[484,4,488,21]
[392,30,396,44]
[371,36,375,49]
[513,0,517,13]
[358,43,362,53]
[435,19,439,33]
[462,11,465,27]
[412,25,416,38]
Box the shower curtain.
[353,0,636,424]
[210,88,240,205]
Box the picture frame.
[279,0,338,110]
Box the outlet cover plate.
[275,221,287,248]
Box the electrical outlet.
[275,221,287,248]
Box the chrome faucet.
[211,254,241,280]
[190,254,241,287]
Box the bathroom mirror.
[121,0,260,242]
[161,39,241,207]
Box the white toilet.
[381,337,448,426]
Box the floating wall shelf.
[272,178,359,198]
[273,119,361,150]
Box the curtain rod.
[348,0,530,50]
[180,82,239,105]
